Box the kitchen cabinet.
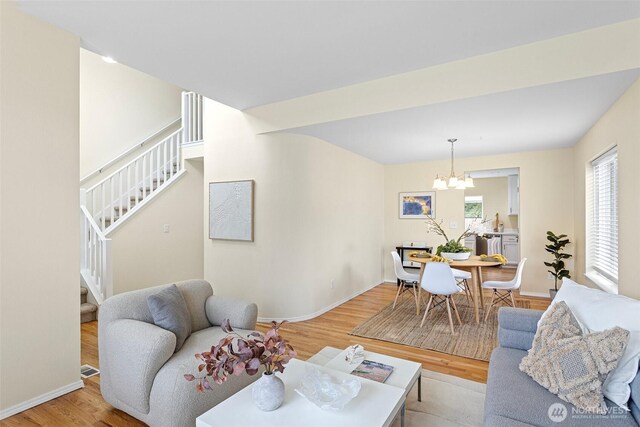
[502,234,520,266]
[508,175,519,216]
[464,236,476,255]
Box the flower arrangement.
[184,319,296,392]
[426,216,489,255]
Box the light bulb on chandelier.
[433,138,474,190]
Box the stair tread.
[81,302,97,314]
[80,287,88,295]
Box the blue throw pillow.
[147,284,192,352]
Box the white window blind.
[590,147,618,284]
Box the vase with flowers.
[184,319,296,411]
[426,216,489,260]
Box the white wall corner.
[0,380,84,420]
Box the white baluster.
[110,177,115,228]
[164,138,168,180]
[118,170,123,221]
[169,135,174,179]
[127,165,131,212]
[142,154,147,200]
[101,184,106,230]
[198,94,202,140]
[156,145,161,190]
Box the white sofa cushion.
[542,279,640,410]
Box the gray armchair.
[98,279,259,427]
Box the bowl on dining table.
[441,252,471,261]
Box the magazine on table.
[350,360,394,383]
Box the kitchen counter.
[479,230,519,236]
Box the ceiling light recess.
[102,56,117,64]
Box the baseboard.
[257,281,381,323]
[0,380,84,420]
[519,291,550,298]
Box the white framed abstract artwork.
[209,180,254,241]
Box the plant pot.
[441,252,471,261]
[252,372,284,411]
[549,289,557,300]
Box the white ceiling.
[286,69,640,164]
[16,1,640,110]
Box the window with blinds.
[590,147,618,285]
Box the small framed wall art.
[399,191,435,219]
[209,180,254,241]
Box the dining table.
[408,255,503,324]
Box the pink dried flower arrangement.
[184,319,296,392]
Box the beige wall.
[573,78,640,299]
[465,177,518,230]
[0,2,81,414]
[80,48,183,178]
[203,99,385,320]
[109,160,204,294]
[384,148,574,295]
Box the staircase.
[80,91,203,306]
[80,287,97,323]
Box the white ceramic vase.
[252,372,285,411]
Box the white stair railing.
[80,91,202,303]
[84,129,183,234]
[182,92,203,144]
[80,202,112,304]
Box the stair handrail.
[80,117,181,185]
[85,128,182,193]
[83,128,183,232]
[81,205,106,239]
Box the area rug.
[391,369,486,427]
[392,369,486,427]
[350,295,529,361]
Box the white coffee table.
[196,358,405,427]
[324,348,422,427]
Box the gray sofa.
[99,280,259,427]
[485,307,640,427]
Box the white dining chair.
[452,268,472,303]
[390,251,420,311]
[419,262,464,334]
[482,258,527,322]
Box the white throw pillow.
[540,279,640,410]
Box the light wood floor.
[1,268,549,426]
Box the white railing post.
[181,91,203,145]
[80,189,87,269]
[102,238,113,299]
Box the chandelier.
[432,138,475,190]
